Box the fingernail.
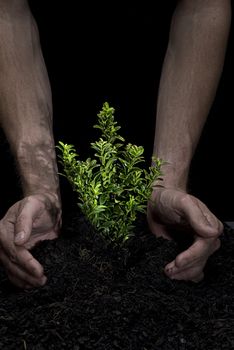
[165,267,173,274]
[15,231,25,243]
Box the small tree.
[57,102,163,245]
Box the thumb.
[14,199,37,245]
[180,195,223,238]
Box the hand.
[0,193,62,289]
[147,187,223,282]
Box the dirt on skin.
[0,197,234,350]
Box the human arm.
[0,0,61,288]
[147,0,231,281]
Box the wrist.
[15,140,61,202]
[152,161,188,191]
[22,184,61,211]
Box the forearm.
[0,2,60,202]
[153,0,231,190]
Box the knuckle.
[179,193,191,205]
[209,221,223,239]
[16,214,26,225]
[213,227,222,238]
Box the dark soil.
[1,200,234,350]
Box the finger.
[164,237,220,281]
[14,197,43,245]
[24,230,58,250]
[164,256,204,282]
[15,246,45,279]
[8,272,46,289]
[147,201,172,240]
[179,195,224,238]
[166,266,204,283]
[0,238,45,279]
[147,219,172,240]
[7,274,32,289]
[8,274,45,290]
[165,253,206,278]
[0,249,47,287]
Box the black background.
[0,1,233,221]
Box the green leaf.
[56,103,163,246]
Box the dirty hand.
[0,193,61,289]
[147,187,223,282]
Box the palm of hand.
[147,187,188,240]
[147,187,223,240]
[4,194,61,250]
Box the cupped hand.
[147,187,223,282]
[0,193,61,289]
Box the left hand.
[147,187,223,282]
[0,193,62,289]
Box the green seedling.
[57,102,163,245]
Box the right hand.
[0,194,61,289]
